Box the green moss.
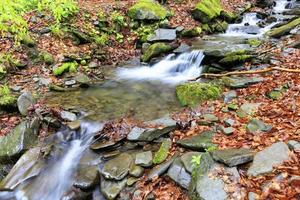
[193,0,222,23]
[41,52,54,65]
[201,24,212,33]
[141,42,173,62]
[267,18,300,38]
[176,82,222,106]
[266,91,281,100]
[210,20,228,33]
[181,27,202,38]
[0,65,6,80]
[219,50,252,64]
[0,85,17,107]
[128,0,168,20]
[220,10,237,23]
[21,36,36,47]
[153,140,171,164]
[247,39,261,47]
[53,62,78,76]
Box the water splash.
[117,50,204,84]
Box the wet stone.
[101,153,133,180]
[167,158,191,189]
[60,111,77,121]
[73,166,99,190]
[67,120,81,130]
[247,142,290,176]
[62,187,93,200]
[129,165,144,178]
[101,178,127,200]
[135,151,153,167]
[225,76,264,89]
[177,131,216,151]
[211,148,254,167]
[17,92,36,116]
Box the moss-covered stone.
[41,52,54,65]
[181,27,202,38]
[219,50,252,65]
[266,91,281,100]
[128,0,168,21]
[53,62,78,76]
[210,20,228,33]
[141,42,173,62]
[21,36,36,47]
[192,0,222,23]
[247,38,262,47]
[153,140,172,164]
[201,24,213,33]
[267,18,300,38]
[220,10,237,23]
[176,82,222,106]
[0,85,17,108]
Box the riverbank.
[0,0,300,199]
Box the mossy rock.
[192,0,223,23]
[219,50,252,65]
[220,10,237,23]
[247,38,262,47]
[21,36,36,47]
[176,82,222,106]
[266,91,281,100]
[0,85,17,109]
[141,42,174,62]
[266,18,300,38]
[128,0,168,21]
[153,140,172,164]
[53,62,78,76]
[201,24,213,33]
[210,20,228,33]
[41,52,54,65]
[181,27,202,38]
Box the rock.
[17,92,35,116]
[219,50,253,65]
[70,28,90,44]
[74,166,99,190]
[101,153,133,180]
[41,52,54,65]
[100,178,127,200]
[220,10,237,23]
[167,158,191,189]
[223,76,264,89]
[267,18,300,38]
[256,0,274,8]
[75,73,90,86]
[67,120,81,130]
[192,0,222,23]
[141,43,175,62]
[147,155,177,181]
[65,79,76,86]
[203,114,219,122]
[176,83,222,106]
[181,152,203,173]
[211,148,254,167]
[173,43,191,53]
[128,0,168,20]
[135,151,153,167]
[62,188,93,200]
[0,120,39,164]
[127,126,176,142]
[224,118,235,127]
[246,119,272,133]
[266,90,281,100]
[147,28,176,42]
[177,131,216,151]
[129,165,144,178]
[247,142,290,176]
[219,126,234,135]
[223,90,237,103]
[88,61,99,68]
[287,140,300,151]
[153,139,172,164]
[60,111,77,121]
[127,177,138,186]
[239,103,261,116]
[39,78,51,86]
[0,189,15,200]
[0,147,44,189]
[0,164,13,181]
[181,27,202,37]
[210,20,228,33]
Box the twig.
[191,67,300,80]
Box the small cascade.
[3,122,103,200]
[117,50,204,84]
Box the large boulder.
[247,142,290,176]
[176,83,222,107]
[192,0,223,23]
[128,0,168,21]
[141,42,176,62]
[0,119,39,164]
[267,18,300,38]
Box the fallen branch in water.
[191,67,300,80]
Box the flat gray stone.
[247,142,290,176]
[129,165,144,178]
[177,131,216,151]
[167,158,191,189]
[101,153,133,180]
[223,90,237,103]
[147,155,177,181]
[100,178,127,200]
[224,118,235,127]
[246,119,272,133]
[147,29,176,42]
[196,174,227,200]
[287,140,300,151]
[135,151,153,167]
[181,152,203,173]
[60,111,77,121]
[211,148,254,167]
[74,166,99,190]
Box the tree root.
[191,67,300,80]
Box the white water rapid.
[117,50,204,84]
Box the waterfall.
[117,50,204,84]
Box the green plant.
[0,85,16,107]
[0,65,6,79]
[94,33,109,46]
[110,11,126,27]
[135,24,156,42]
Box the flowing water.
[1,0,297,199]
